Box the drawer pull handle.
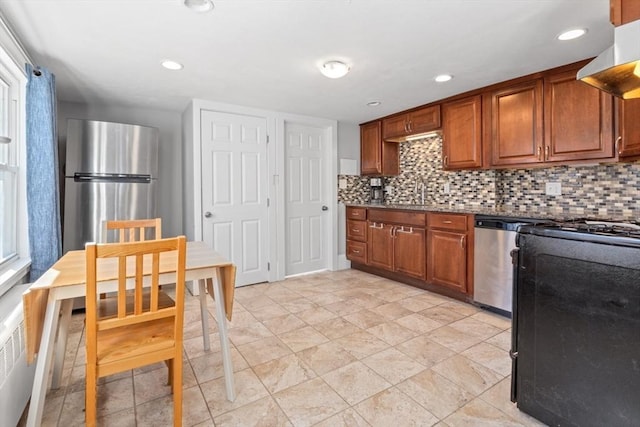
[352,250,361,254]
[442,220,453,224]
[352,228,360,232]
[353,212,360,216]
[395,226,414,234]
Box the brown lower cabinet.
[347,206,473,300]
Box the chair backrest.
[104,218,162,243]
[85,236,186,337]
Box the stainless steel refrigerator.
[62,119,159,253]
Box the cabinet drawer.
[347,219,367,241]
[428,213,468,232]
[346,241,367,263]
[368,209,426,227]
[347,207,367,220]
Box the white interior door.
[200,110,269,286]
[285,122,329,276]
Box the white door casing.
[200,110,269,286]
[285,122,330,276]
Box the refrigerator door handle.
[73,172,151,183]
[510,247,520,403]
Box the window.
[0,41,28,298]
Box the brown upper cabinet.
[610,0,640,26]
[486,79,544,167]
[442,95,483,170]
[617,98,640,159]
[486,65,615,168]
[360,120,399,176]
[382,105,441,142]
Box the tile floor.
[27,269,547,426]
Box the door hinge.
[266,135,270,143]
[267,262,271,271]
[267,198,270,207]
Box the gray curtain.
[26,64,61,280]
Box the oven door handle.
[510,247,520,403]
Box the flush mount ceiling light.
[435,74,453,83]
[183,0,214,13]
[320,61,350,79]
[557,28,587,41]
[161,60,184,70]
[367,101,381,107]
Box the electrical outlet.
[338,178,347,189]
[443,182,451,194]
[545,181,562,196]
[385,185,393,195]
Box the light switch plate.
[338,178,347,189]
[443,182,451,194]
[545,181,562,196]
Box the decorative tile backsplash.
[338,134,640,219]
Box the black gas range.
[511,217,640,427]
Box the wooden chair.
[85,236,186,427]
[104,217,162,243]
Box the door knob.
[322,205,328,211]
[204,211,212,218]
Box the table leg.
[198,278,211,351]
[51,299,73,389]
[212,269,236,401]
[26,297,62,427]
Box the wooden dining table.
[22,241,237,427]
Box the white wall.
[57,101,184,237]
[337,122,360,171]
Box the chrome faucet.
[414,178,426,205]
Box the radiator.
[0,283,35,427]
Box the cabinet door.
[618,98,640,159]
[382,115,409,140]
[394,226,425,279]
[488,80,543,166]
[408,105,441,134]
[427,229,467,293]
[544,69,614,162]
[442,95,483,169]
[367,222,394,270]
[611,0,640,26]
[360,121,382,175]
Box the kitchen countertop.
[344,203,638,222]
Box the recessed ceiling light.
[557,28,587,41]
[184,0,214,13]
[320,61,350,79]
[161,60,184,70]
[435,74,453,83]
[367,101,381,107]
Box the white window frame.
[0,20,30,298]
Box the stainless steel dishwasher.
[473,215,544,316]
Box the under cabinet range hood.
[577,20,640,99]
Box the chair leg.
[173,353,183,427]
[166,359,173,387]
[85,365,97,427]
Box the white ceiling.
[0,0,613,124]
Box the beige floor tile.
[312,317,362,340]
[297,341,358,375]
[238,294,276,311]
[133,366,172,405]
[253,353,317,394]
[313,407,371,427]
[250,303,290,321]
[183,314,218,339]
[480,378,547,427]
[350,294,387,309]
[136,386,210,426]
[278,325,329,352]
[200,368,270,417]
[280,297,318,313]
[262,313,307,335]
[225,310,258,328]
[187,347,248,384]
[428,325,484,353]
[396,335,456,368]
[449,317,503,341]
[273,377,349,427]
[370,301,414,320]
[334,330,389,359]
[294,306,337,324]
[97,376,136,416]
[397,369,475,419]
[461,342,511,377]
[57,389,85,427]
[305,292,344,306]
[485,330,512,352]
[439,300,481,316]
[395,295,437,312]
[420,305,468,325]
[99,408,136,427]
[228,322,274,346]
[237,336,292,366]
[354,387,439,427]
[444,398,526,427]
[343,308,387,329]
[213,396,292,426]
[322,361,391,405]
[470,310,512,330]
[41,394,64,427]
[395,313,443,334]
[183,332,221,359]
[362,348,426,385]
[324,300,367,316]
[432,355,503,396]
[366,320,418,345]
